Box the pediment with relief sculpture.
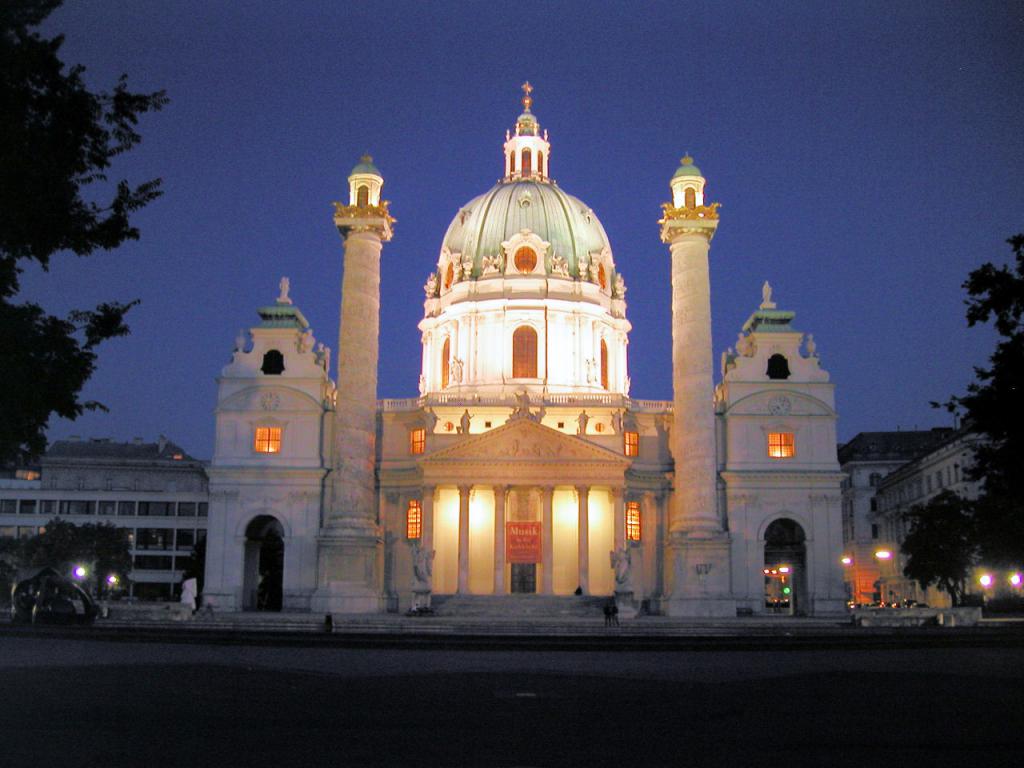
[421,416,629,477]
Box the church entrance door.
[510,563,536,594]
[243,515,284,611]
[763,518,808,616]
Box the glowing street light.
[72,565,87,580]
[840,556,853,566]
[979,573,994,588]
[107,574,119,586]
[779,566,791,574]
[1010,573,1022,588]
[875,550,892,560]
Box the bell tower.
[312,156,395,614]
[659,155,735,616]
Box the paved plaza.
[2,628,1023,767]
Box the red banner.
[506,521,541,563]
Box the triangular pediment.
[422,416,630,467]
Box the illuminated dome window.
[514,247,537,274]
[444,263,454,290]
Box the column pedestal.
[665,532,735,617]
[311,521,384,614]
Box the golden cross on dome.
[521,81,533,111]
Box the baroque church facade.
[202,87,846,617]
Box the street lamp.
[979,573,994,589]
[875,550,892,560]
[1010,573,1022,588]
[840,556,853,566]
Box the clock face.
[767,396,791,416]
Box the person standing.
[180,575,198,615]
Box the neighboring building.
[873,427,983,606]
[837,429,954,604]
[202,86,847,617]
[0,437,209,600]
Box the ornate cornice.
[333,200,395,241]
[658,202,720,243]
[659,202,720,222]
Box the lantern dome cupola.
[348,154,384,207]
[670,154,707,209]
[504,82,551,182]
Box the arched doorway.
[243,515,284,611]
[763,518,807,616]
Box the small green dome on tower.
[350,154,381,176]
[672,154,703,178]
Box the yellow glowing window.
[512,325,538,378]
[514,247,537,274]
[626,501,641,542]
[254,427,282,454]
[768,432,795,459]
[406,500,422,540]
[624,431,639,457]
[598,263,607,290]
[409,428,425,455]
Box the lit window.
[684,187,696,209]
[512,326,538,378]
[514,247,537,274]
[441,338,450,388]
[598,263,607,290]
[626,501,641,542]
[624,431,639,457]
[406,500,422,540]
[445,262,454,290]
[600,339,609,390]
[767,432,794,459]
[357,185,369,207]
[409,428,425,455]
[254,427,282,454]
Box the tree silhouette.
[0,1,167,462]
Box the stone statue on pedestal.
[610,546,632,590]
[411,542,435,613]
[576,410,590,436]
[458,409,471,435]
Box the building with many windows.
[872,426,983,606]
[837,429,955,604]
[0,437,208,600]
[201,86,847,617]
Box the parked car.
[9,567,97,625]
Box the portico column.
[577,485,590,594]
[493,485,507,594]
[644,491,664,597]
[421,485,435,552]
[541,485,554,594]
[457,484,471,593]
[613,487,625,550]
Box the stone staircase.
[430,594,609,618]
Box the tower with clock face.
[714,284,846,616]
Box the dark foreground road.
[2,633,1023,767]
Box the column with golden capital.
[314,156,396,615]
[659,155,734,617]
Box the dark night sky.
[28,1,1024,459]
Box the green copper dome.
[350,154,380,176]
[440,181,612,278]
[672,155,702,178]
